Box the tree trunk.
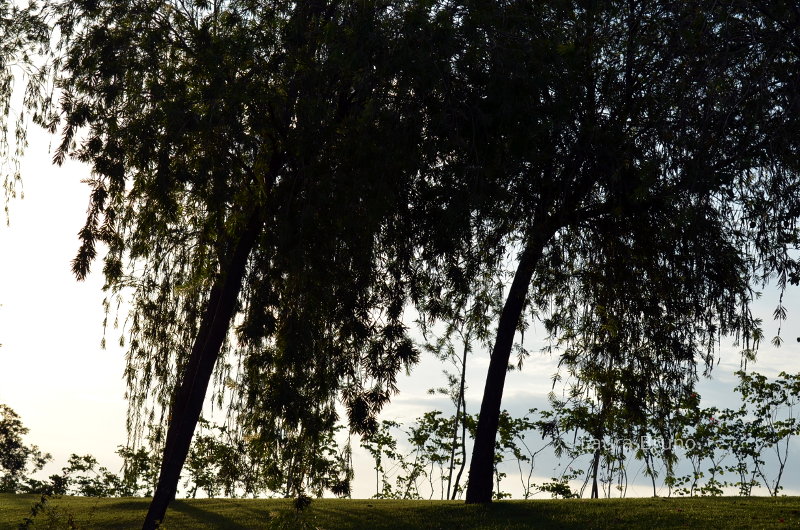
[590,447,601,499]
[142,212,262,530]
[452,385,468,499]
[464,229,553,504]
[590,391,612,499]
[447,332,469,500]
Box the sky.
[1,125,799,499]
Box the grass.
[1,494,799,529]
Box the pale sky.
[1,126,799,499]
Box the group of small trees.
[571,370,800,499]
[1,403,158,497]
[7,365,798,502]
[1,404,139,497]
[358,370,800,500]
[666,371,800,498]
[1,406,354,499]
[359,409,545,501]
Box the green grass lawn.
[1,494,799,529]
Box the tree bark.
[142,211,262,530]
[464,228,553,504]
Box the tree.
[423,320,476,499]
[732,370,800,496]
[360,419,402,499]
[0,404,50,493]
[115,443,160,497]
[405,1,800,503]
[43,0,436,527]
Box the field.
[1,495,799,529]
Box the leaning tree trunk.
[142,212,262,530]
[465,229,553,504]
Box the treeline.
[4,370,798,499]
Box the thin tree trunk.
[452,377,468,499]
[142,211,262,530]
[645,445,657,497]
[590,420,604,499]
[590,392,612,499]
[464,229,552,503]
[447,333,469,500]
[590,446,601,499]
[445,390,460,499]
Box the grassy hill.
[1,494,799,529]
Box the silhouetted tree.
[0,404,50,493]
[44,1,435,526]
[404,1,800,503]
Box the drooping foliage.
[540,2,800,496]
[6,0,799,510]
[46,0,435,499]
[0,0,52,215]
[400,1,800,502]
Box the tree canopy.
[2,0,799,520]
[396,0,800,502]
[44,0,440,525]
